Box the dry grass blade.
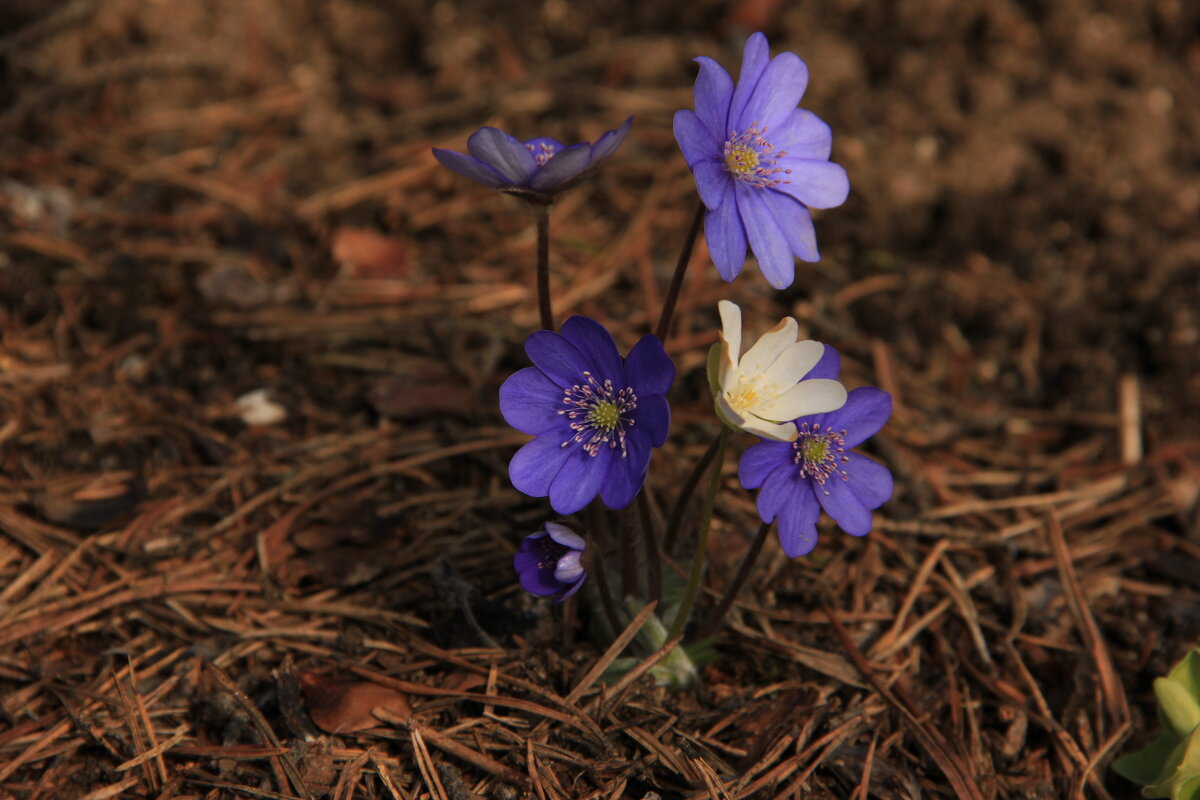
[566,600,658,705]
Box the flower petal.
[432,148,509,188]
[499,367,564,434]
[624,334,674,397]
[674,110,720,169]
[822,387,893,448]
[804,344,840,380]
[846,455,893,510]
[599,427,651,510]
[545,521,585,550]
[717,300,742,388]
[591,116,633,162]
[737,411,797,441]
[762,191,819,263]
[728,32,772,134]
[704,191,748,282]
[735,51,809,134]
[467,127,538,185]
[557,576,586,601]
[816,474,873,536]
[554,550,584,582]
[693,161,730,211]
[776,484,822,557]
[737,317,801,380]
[634,392,670,447]
[738,185,796,289]
[525,330,590,386]
[692,56,734,140]
[754,460,798,521]
[755,378,847,421]
[739,439,793,489]
[772,109,833,161]
[531,143,593,191]
[758,340,825,390]
[549,446,612,515]
[560,315,623,382]
[774,159,850,210]
[510,434,573,498]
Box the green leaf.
[1143,726,1200,799]
[1115,732,1185,787]
[1157,676,1200,738]
[1175,774,1200,800]
[706,343,722,399]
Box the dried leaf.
[300,672,411,733]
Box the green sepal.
[1142,725,1200,799]
[1115,732,1186,791]
[1176,774,1200,800]
[1157,675,1200,739]
[706,342,740,431]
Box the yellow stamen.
[724,143,759,176]
[588,401,621,431]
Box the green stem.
[699,520,772,639]
[668,426,729,641]
[534,203,553,331]
[654,201,705,342]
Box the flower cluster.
[435,33,892,617]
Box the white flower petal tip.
[712,302,845,438]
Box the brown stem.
[534,203,553,331]
[699,520,772,638]
[637,491,662,605]
[654,201,705,342]
[662,432,722,555]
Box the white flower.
[709,300,847,441]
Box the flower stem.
[534,203,554,331]
[667,426,729,641]
[587,502,623,635]
[654,201,705,342]
[619,507,638,600]
[637,490,662,605]
[699,520,772,639]
[662,432,722,555]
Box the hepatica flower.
[500,316,674,515]
[674,33,850,289]
[513,522,587,602]
[433,117,633,204]
[739,386,893,557]
[709,300,846,441]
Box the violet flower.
[739,382,893,557]
[513,522,587,602]
[673,33,850,289]
[500,315,674,515]
[433,117,633,204]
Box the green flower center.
[801,438,830,465]
[588,400,621,431]
[724,143,760,176]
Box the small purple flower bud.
[433,117,633,205]
[513,522,587,602]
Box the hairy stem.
[535,203,553,331]
[662,432,722,555]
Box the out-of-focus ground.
[1,1,1198,798]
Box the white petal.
[757,340,825,392]
[737,316,800,379]
[740,415,798,441]
[717,300,742,389]
[715,391,748,429]
[754,378,847,421]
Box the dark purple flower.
[500,315,674,515]
[433,117,633,203]
[673,33,850,289]
[739,384,893,557]
[513,522,587,602]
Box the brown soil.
[1,1,1198,798]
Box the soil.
[1,1,1198,798]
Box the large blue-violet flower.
[500,316,674,515]
[513,522,587,602]
[739,369,893,557]
[433,117,633,204]
[674,33,850,289]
